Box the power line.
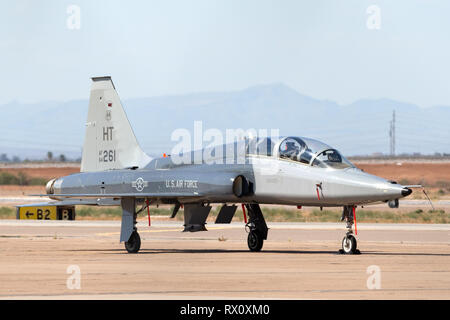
[389,110,396,156]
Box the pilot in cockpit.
[280,138,312,164]
[284,141,300,159]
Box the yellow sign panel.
[19,206,57,220]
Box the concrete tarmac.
[0,220,449,299]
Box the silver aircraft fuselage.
[47,140,411,207]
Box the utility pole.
[389,110,396,156]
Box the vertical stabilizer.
[80,76,151,172]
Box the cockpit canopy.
[247,136,354,169]
[279,137,354,169]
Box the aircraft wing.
[30,192,202,199]
[20,198,121,206]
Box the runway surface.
[0,220,449,299]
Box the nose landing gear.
[341,233,357,254]
[339,205,360,254]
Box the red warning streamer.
[353,206,357,235]
[316,183,323,200]
[241,204,247,224]
[146,199,151,227]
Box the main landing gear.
[247,230,264,252]
[244,204,268,252]
[339,205,360,254]
[125,230,141,253]
[120,198,146,254]
[124,207,141,253]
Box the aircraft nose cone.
[401,187,412,197]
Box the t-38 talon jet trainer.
[32,76,414,254]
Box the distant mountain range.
[1,83,449,159]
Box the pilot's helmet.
[285,141,298,151]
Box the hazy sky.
[1,0,449,107]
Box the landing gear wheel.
[125,231,141,253]
[341,234,357,254]
[247,230,264,252]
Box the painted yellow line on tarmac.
[96,226,228,237]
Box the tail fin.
[80,76,151,172]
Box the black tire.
[247,230,264,252]
[341,234,357,254]
[125,231,141,253]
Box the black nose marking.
[401,188,412,197]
